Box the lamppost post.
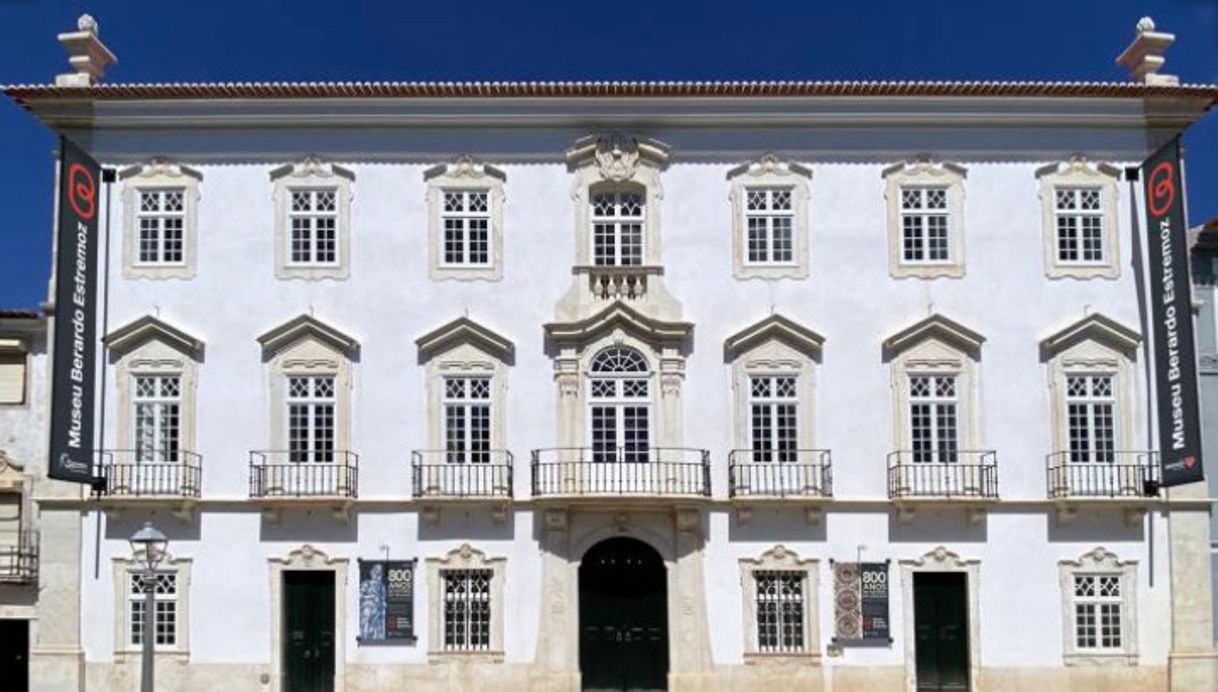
[129,522,168,692]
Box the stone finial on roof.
[55,13,117,87]
[1116,16,1178,86]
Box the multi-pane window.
[441,569,492,651]
[287,375,335,463]
[755,571,805,653]
[749,376,798,462]
[136,189,185,265]
[129,572,178,648]
[589,347,650,463]
[744,188,794,265]
[288,189,338,265]
[441,190,491,266]
[444,377,491,464]
[1055,188,1105,264]
[133,375,181,463]
[909,374,958,463]
[1067,375,1116,464]
[591,190,644,266]
[900,187,950,263]
[1073,574,1122,650]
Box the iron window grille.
[441,190,491,266]
[1055,187,1105,264]
[899,186,950,263]
[755,570,806,653]
[744,187,795,265]
[441,568,492,651]
[287,188,339,265]
[135,189,186,266]
[591,190,645,266]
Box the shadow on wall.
[101,508,203,542]
[417,506,516,541]
[725,506,828,543]
[1045,508,1147,543]
[887,507,988,543]
[259,508,358,542]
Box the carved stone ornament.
[595,136,641,182]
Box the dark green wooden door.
[579,537,668,692]
[284,571,335,692]
[0,619,28,692]
[914,572,970,692]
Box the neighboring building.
[1190,218,1218,643]
[5,13,1218,692]
[0,309,46,692]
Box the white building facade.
[6,15,1218,692]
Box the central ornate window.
[909,374,959,463]
[588,346,651,462]
[287,375,336,464]
[591,189,645,266]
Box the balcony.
[887,450,999,523]
[249,450,358,521]
[574,265,663,301]
[1046,451,1161,524]
[728,449,832,523]
[93,450,202,521]
[0,531,37,584]
[412,450,513,523]
[531,447,711,501]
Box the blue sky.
[1,0,1215,308]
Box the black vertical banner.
[48,137,101,484]
[1142,137,1204,487]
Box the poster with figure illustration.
[358,559,416,643]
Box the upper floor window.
[444,376,491,464]
[1058,547,1137,664]
[120,160,202,280]
[136,189,186,266]
[270,158,353,281]
[1066,374,1116,463]
[749,375,798,462]
[425,158,506,281]
[288,189,338,266]
[589,346,651,462]
[0,340,27,405]
[133,374,181,463]
[883,160,967,279]
[1038,158,1121,279]
[591,189,645,266]
[287,375,336,463]
[909,374,959,463]
[728,155,812,279]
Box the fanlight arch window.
[588,346,651,462]
[590,185,646,267]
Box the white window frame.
[0,340,28,407]
[898,186,952,265]
[426,544,506,661]
[120,161,202,280]
[112,553,191,658]
[1059,547,1138,664]
[1064,373,1118,464]
[883,160,967,279]
[439,189,493,268]
[1038,158,1121,280]
[1053,187,1107,266]
[425,158,506,281]
[443,376,492,464]
[285,187,340,268]
[589,187,646,267]
[285,374,337,464]
[586,346,653,462]
[748,374,800,462]
[743,187,796,266]
[907,373,960,464]
[728,154,812,279]
[133,188,188,268]
[270,158,353,281]
[131,373,182,464]
[739,545,819,662]
[567,135,668,270]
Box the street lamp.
[129,522,168,692]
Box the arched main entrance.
[579,537,668,692]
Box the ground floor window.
[128,571,178,648]
[441,568,492,651]
[755,570,806,653]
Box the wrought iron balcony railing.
[1046,451,1161,499]
[727,449,833,499]
[249,451,358,499]
[887,450,999,500]
[94,450,202,498]
[531,447,711,498]
[0,530,38,584]
[412,450,514,499]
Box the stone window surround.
[424,157,506,281]
[738,545,820,662]
[270,157,354,281]
[1058,547,1138,665]
[426,543,506,662]
[883,159,968,279]
[415,317,515,450]
[0,337,29,408]
[884,315,985,452]
[267,545,348,692]
[899,547,980,692]
[1040,314,1141,458]
[1037,158,1122,280]
[257,315,359,453]
[566,134,670,269]
[119,160,202,281]
[727,154,813,280]
[111,550,192,660]
[724,315,825,451]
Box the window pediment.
[416,317,514,365]
[423,156,505,183]
[883,313,984,362]
[268,156,353,183]
[724,314,824,363]
[119,158,203,183]
[544,301,692,352]
[566,134,670,179]
[1039,313,1140,362]
[104,315,204,360]
[257,314,359,362]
